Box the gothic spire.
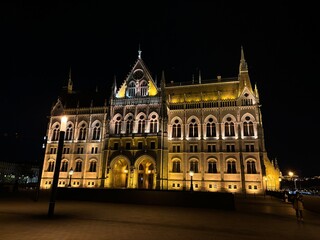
[239,45,248,72]
[67,67,73,94]
[138,44,142,59]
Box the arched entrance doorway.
[137,160,155,189]
[111,158,129,188]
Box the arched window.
[65,124,73,140]
[172,160,181,173]
[243,116,254,136]
[227,160,237,173]
[149,114,158,133]
[47,161,54,172]
[89,161,97,172]
[247,160,257,174]
[225,117,235,136]
[138,115,145,134]
[78,123,87,140]
[208,161,217,173]
[114,116,121,134]
[92,122,101,140]
[206,118,216,137]
[126,116,133,134]
[140,81,148,96]
[189,119,198,137]
[190,160,199,173]
[51,125,59,141]
[172,119,181,138]
[61,161,68,172]
[128,81,136,97]
[75,161,82,172]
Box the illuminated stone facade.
[40,48,280,194]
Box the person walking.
[293,192,304,221]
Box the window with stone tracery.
[189,118,198,137]
[243,116,254,136]
[172,119,181,138]
[206,118,216,137]
[225,117,235,136]
[140,80,148,96]
[128,81,136,97]
[92,122,101,140]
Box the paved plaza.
[0,192,319,240]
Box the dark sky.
[2,1,319,177]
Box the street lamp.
[189,171,194,191]
[68,168,74,187]
[48,116,67,217]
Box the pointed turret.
[254,83,259,99]
[112,75,117,96]
[198,70,202,84]
[67,67,73,94]
[160,70,166,89]
[138,44,142,59]
[238,46,254,95]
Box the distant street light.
[288,171,293,178]
[68,168,74,187]
[48,116,67,217]
[189,171,194,191]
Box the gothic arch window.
[138,115,145,134]
[172,119,181,138]
[149,114,158,133]
[128,81,136,97]
[92,122,101,140]
[208,160,217,173]
[225,117,235,136]
[243,116,254,136]
[65,123,73,141]
[189,118,198,137]
[140,80,148,96]
[226,159,237,173]
[114,116,122,134]
[89,160,97,172]
[75,160,82,172]
[126,115,133,134]
[206,118,216,137]
[61,160,68,172]
[47,161,55,172]
[190,159,199,173]
[172,160,181,173]
[246,160,257,174]
[51,124,60,141]
[78,123,87,140]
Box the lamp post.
[68,168,74,187]
[189,171,194,191]
[48,116,67,217]
[35,135,47,201]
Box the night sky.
[2,1,319,177]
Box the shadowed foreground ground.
[0,191,319,240]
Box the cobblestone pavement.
[1,193,319,240]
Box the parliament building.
[40,47,281,194]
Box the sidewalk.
[1,193,319,240]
